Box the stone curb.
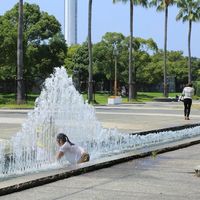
[134,123,200,135]
[0,123,200,196]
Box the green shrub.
[193,81,200,96]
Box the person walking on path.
[56,133,90,164]
[182,83,195,120]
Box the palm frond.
[182,15,189,22]
[113,0,128,4]
[150,0,175,11]
[176,0,200,22]
[113,0,148,7]
[176,11,183,21]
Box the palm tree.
[17,0,25,104]
[88,0,93,103]
[113,0,148,101]
[176,0,200,83]
[150,0,175,97]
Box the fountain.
[0,67,200,179]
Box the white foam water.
[0,67,200,178]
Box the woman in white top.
[182,83,194,120]
[56,133,90,164]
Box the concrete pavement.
[0,101,200,199]
[1,101,200,139]
[0,140,200,200]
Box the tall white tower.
[64,0,77,46]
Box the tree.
[17,0,25,104]
[88,0,93,103]
[93,33,158,93]
[139,50,189,91]
[27,33,67,80]
[93,32,125,92]
[150,0,175,97]
[176,0,200,83]
[64,44,80,75]
[132,38,158,87]
[0,3,66,90]
[113,0,148,101]
[72,42,89,87]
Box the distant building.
[64,0,77,45]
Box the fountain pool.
[0,67,200,179]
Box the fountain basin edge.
[1,123,200,196]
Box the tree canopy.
[0,3,67,83]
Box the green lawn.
[83,92,181,104]
[0,92,184,108]
[0,93,38,108]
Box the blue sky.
[0,0,200,57]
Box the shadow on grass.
[137,94,155,98]
[0,93,39,105]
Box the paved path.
[1,102,200,139]
[0,102,200,199]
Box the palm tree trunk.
[128,0,134,101]
[188,20,192,83]
[163,6,168,97]
[17,0,25,104]
[88,0,93,103]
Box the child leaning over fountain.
[56,133,90,164]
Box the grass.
[82,92,172,104]
[122,92,181,103]
[0,93,38,108]
[0,91,186,109]
[82,92,110,105]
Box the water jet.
[1,67,200,193]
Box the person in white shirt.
[182,83,195,120]
[56,133,90,164]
